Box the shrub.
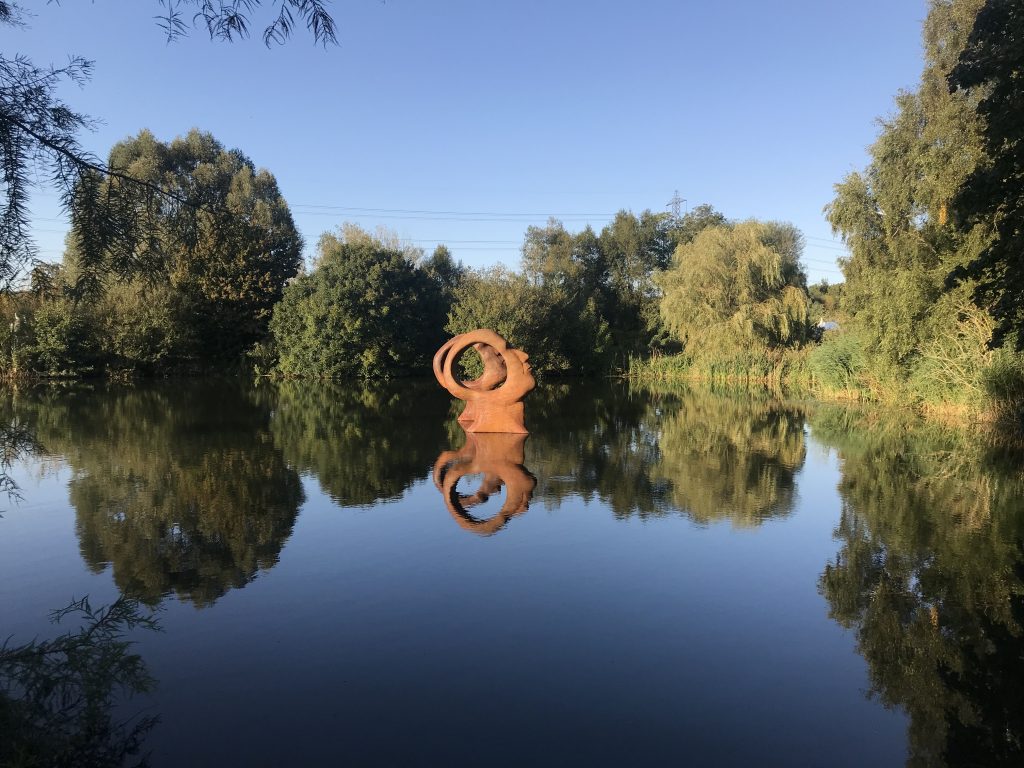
[271,232,444,378]
[809,331,867,392]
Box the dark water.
[2,380,1022,766]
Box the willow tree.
[826,0,993,394]
[656,221,810,354]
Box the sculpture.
[432,329,535,434]
[432,432,536,536]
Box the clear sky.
[15,0,930,284]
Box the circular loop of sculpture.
[433,329,535,434]
[431,433,536,536]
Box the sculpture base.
[464,400,527,434]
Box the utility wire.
[290,204,617,217]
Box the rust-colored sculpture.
[433,329,535,433]
[432,432,536,536]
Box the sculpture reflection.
[432,431,536,536]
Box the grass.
[630,338,1024,434]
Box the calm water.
[2,380,1022,766]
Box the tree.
[420,244,465,298]
[515,206,728,372]
[271,227,444,378]
[665,203,728,249]
[1,2,97,293]
[0,0,337,293]
[57,129,303,368]
[446,265,572,375]
[949,0,1024,349]
[826,0,988,370]
[518,220,610,373]
[657,221,810,353]
[154,0,338,46]
[597,210,675,360]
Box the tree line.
[0,128,815,384]
[2,0,1022,421]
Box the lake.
[2,380,1022,766]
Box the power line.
[408,239,520,244]
[292,211,614,223]
[291,204,616,217]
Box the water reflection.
[432,431,536,536]
[10,382,303,607]
[521,382,669,515]
[812,407,1024,766]
[270,380,451,506]
[6,379,1024,766]
[524,383,807,527]
[1,389,46,507]
[653,394,806,527]
[0,597,159,767]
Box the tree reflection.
[521,382,806,526]
[653,392,806,527]
[1,597,160,767]
[0,389,45,506]
[523,381,671,517]
[13,382,303,607]
[814,408,1024,767]
[270,380,452,506]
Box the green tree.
[446,264,577,375]
[826,0,991,387]
[518,220,610,373]
[61,129,303,367]
[271,227,444,378]
[657,221,810,353]
[665,203,729,249]
[949,0,1024,349]
[597,210,675,362]
[420,244,465,299]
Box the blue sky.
[16,0,929,284]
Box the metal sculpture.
[433,329,535,434]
